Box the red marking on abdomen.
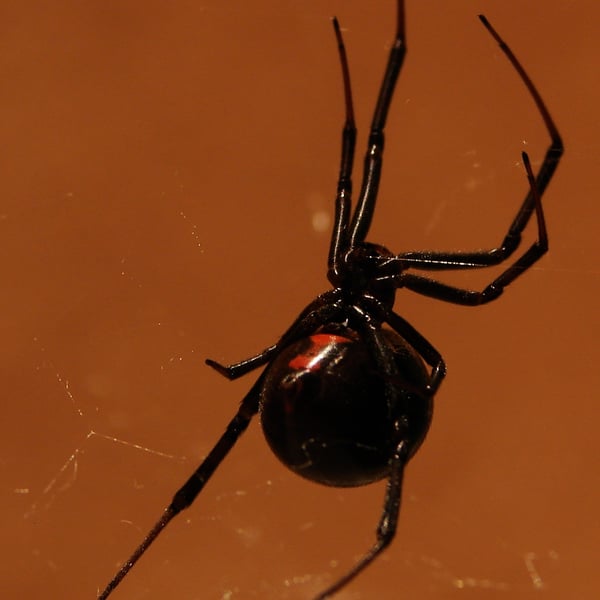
[289,333,351,371]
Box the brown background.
[2,1,598,599]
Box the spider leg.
[327,16,356,282]
[205,344,278,379]
[398,142,556,271]
[97,377,264,600]
[206,290,344,379]
[397,151,548,306]
[399,13,562,272]
[305,312,426,598]
[348,0,406,247]
[355,296,445,394]
[384,309,446,394]
[314,440,409,600]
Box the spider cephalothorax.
[332,242,402,302]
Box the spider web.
[23,378,184,522]
[22,339,188,522]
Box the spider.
[98,2,562,598]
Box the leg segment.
[206,344,278,380]
[97,378,263,600]
[348,0,407,247]
[205,290,344,380]
[385,310,446,394]
[398,14,562,272]
[328,17,357,282]
[396,151,548,305]
[314,440,409,599]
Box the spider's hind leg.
[314,440,409,600]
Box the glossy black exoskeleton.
[98,1,562,599]
[261,327,432,487]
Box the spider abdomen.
[260,329,432,487]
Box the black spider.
[98,2,562,598]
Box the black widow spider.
[98,1,562,598]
